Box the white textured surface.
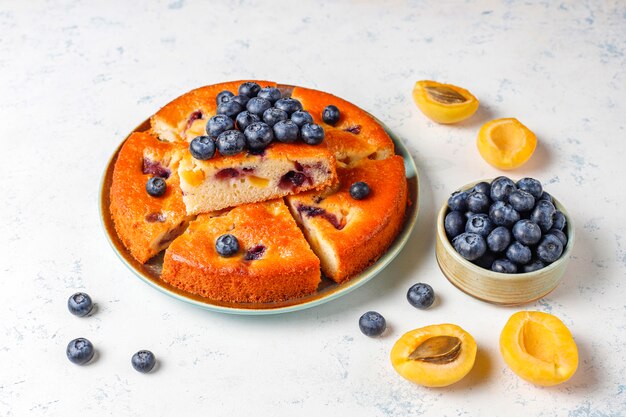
[1,1,625,416]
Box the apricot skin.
[500,311,578,386]
[476,118,537,170]
[412,81,479,124]
[390,324,477,387]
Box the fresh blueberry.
[244,122,274,150]
[230,94,250,107]
[486,226,511,252]
[262,107,288,127]
[538,191,553,203]
[466,191,490,213]
[452,232,487,261]
[216,100,244,118]
[275,98,303,115]
[238,82,261,98]
[547,229,568,246]
[300,123,325,145]
[447,191,469,212]
[322,105,340,125]
[358,311,386,337]
[216,130,246,156]
[490,176,516,202]
[536,234,564,263]
[516,178,543,199]
[257,86,282,103]
[290,110,314,127]
[66,338,94,365]
[216,90,234,105]
[530,200,556,232]
[474,251,497,269]
[444,211,465,239]
[472,181,491,195]
[206,114,235,138]
[523,259,546,273]
[553,211,567,231]
[273,120,299,143]
[131,350,156,373]
[465,214,495,237]
[235,111,260,131]
[215,234,240,257]
[512,219,542,245]
[492,258,517,273]
[67,292,93,317]
[246,97,272,116]
[350,182,371,200]
[406,283,435,309]
[189,136,216,160]
[506,241,532,265]
[146,177,166,197]
[508,189,535,212]
[489,201,520,227]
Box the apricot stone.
[412,81,479,124]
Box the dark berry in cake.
[290,110,314,127]
[215,234,240,257]
[492,258,517,273]
[189,136,216,160]
[216,90,234,105]
[349,181,371,200]
[131,350,156,373]
[530,200,556,232]
[275,98,303,115]
[301,123,325,145]
[206,114,234,138]
[508,189,535,212]
[406,283,435,309]
[244,122,274,151]
[512,219,542,245]
[216,130,246,156]
[257,86,281,103]
[489,201,520,227]
[486,226,511,253]
[516,177,543,199]
[448,191,469,212]
[322,105,340,125]
[506,241,532,265]
[452,232,487,261]
[67,292,93,317]
[465,214,495,237]
[445,211,465,239]
[273,120,299,143]
[262,107,288,127]
[235,111,260,131]
[490,176,516,202]
[66,338,94,365]
[246,97,272,116]
[217,100,244,118]
[536,234,563,263]
[146,177,166,197]
[238,82,261,98]
[359,311,386,337]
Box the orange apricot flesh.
[412,80,479,124]
[500,311,578,386]
[476,118,537,170]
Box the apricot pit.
[412,81,479,124]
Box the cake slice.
[161,200,321,303]
[286,155,408,283]
[109,132,192,263]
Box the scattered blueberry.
[275,98,303,115]
[472,181,491,195]
[506,241,532,265]
[512,219,542,245]
[215,234,240,257]
[257,86,282,103]
[290,110,314,127]
[530,200,556,232]
[146,177,166,197]
[350,182,371,200]
[216,90,234,105]
[244,122,274,150]
[262,107,288,127]
[536,234,563,263]
[300,123,325,145]
[489,201,520,227]
[67,292,93,317]
[189,136,216,160]
[490,176,516,202]
[516,178,543,199]
[131,350,156,373]
[538,191,553,203]
[552,211,567,231]
[492,258,518,273]
[235,110,260,131]
[246,97,272,116]
[230,94,250,107]
[216,130,246,156]
[273,120,300,143]
[407,283,435,309]
[465,213,495,237]
[547,228,568,246]
[238,82,261,98]
[322,105,340,125]
[66,338,94,365]
[217,100,244,118]
[486,226,511,253]
[466,191,490,213]
[452,232,487,261]
[448,191,469,212]
[508,189,535,212]
[523,259,546,273]
[358,311,386,337]
[444,211,465,239]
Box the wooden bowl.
[435,179,574,306]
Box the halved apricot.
[390,324,477,387]
[412,80,479,124]
[477,118,537,170]
[500,311,578,386]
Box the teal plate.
[100,118,419,315]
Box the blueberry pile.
[445,177,568,273]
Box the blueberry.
[486,226,511,252]
[472,181,491,195]
[215,234,239,257]
[273,120,299,143]
[244,122,274,150]
[262,107,288,127]
[290,110,314,127]
[131,350,156,373]
[322,105,340,125]
[506,241,532,265]
[508,189,535,212]
[189,136,216,160]
[235,110,260,131]
[553,211,567,231]
[466,191,490,213]
[246,97,272,116]
[490,176,516,202]
[216,90,234,105]
[206,114,235,138]
[452,232,487,261]
[350,182,371,200]
[530,200,556,232]
[473,251,497,269]
[216,130,246,156]
[300,123,325,145]
[67,292,93,317]
[257,86,282,103]
[538,191,553,203]
[230,94,250,107]
[406,283,435,309]
[275,98,303,115]
[447,191,469,212]
[66,338,94,365]
[516,178,543,199]
[489,201,520,227]
[523,259,546,273]
[512,219,542,245]
[444,211,465,239]
[358,311,386,337]
[465,213,495,237]
[146,177,166,197]
[547,229,568,246]
[216,100,244,118]
[238,82,261,98]
[492,258,517,273]
[536,234,564,263]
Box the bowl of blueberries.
[435,177,574,306]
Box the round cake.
[109,80,409,303]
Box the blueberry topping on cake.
[230,94,250,107]
[206,114,235,138]
[238,82,261,98]
[216,90,234,105]
[262,107,288,127]
[216,130,246,156]
[322,105,340,125]
[349,181,371,200]
[301,123,325,145]
[67,292,93,317]
[131,350,156,373]
[215,234,240,257]
[66,338,94,365]
[217,100,244,118]
[244,122,274,150]
[146,177,167,197]
[235,110,261,131]
[257,87,282,103]
[246,97,272,116]
[290,110,313,127]
[189,136,216,160]
[273,120,300,143]
[275,98,303,115]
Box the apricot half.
[500,311,578,386]
[477,118,537,170]
[412,80,479,124]
[390,324,477,387]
